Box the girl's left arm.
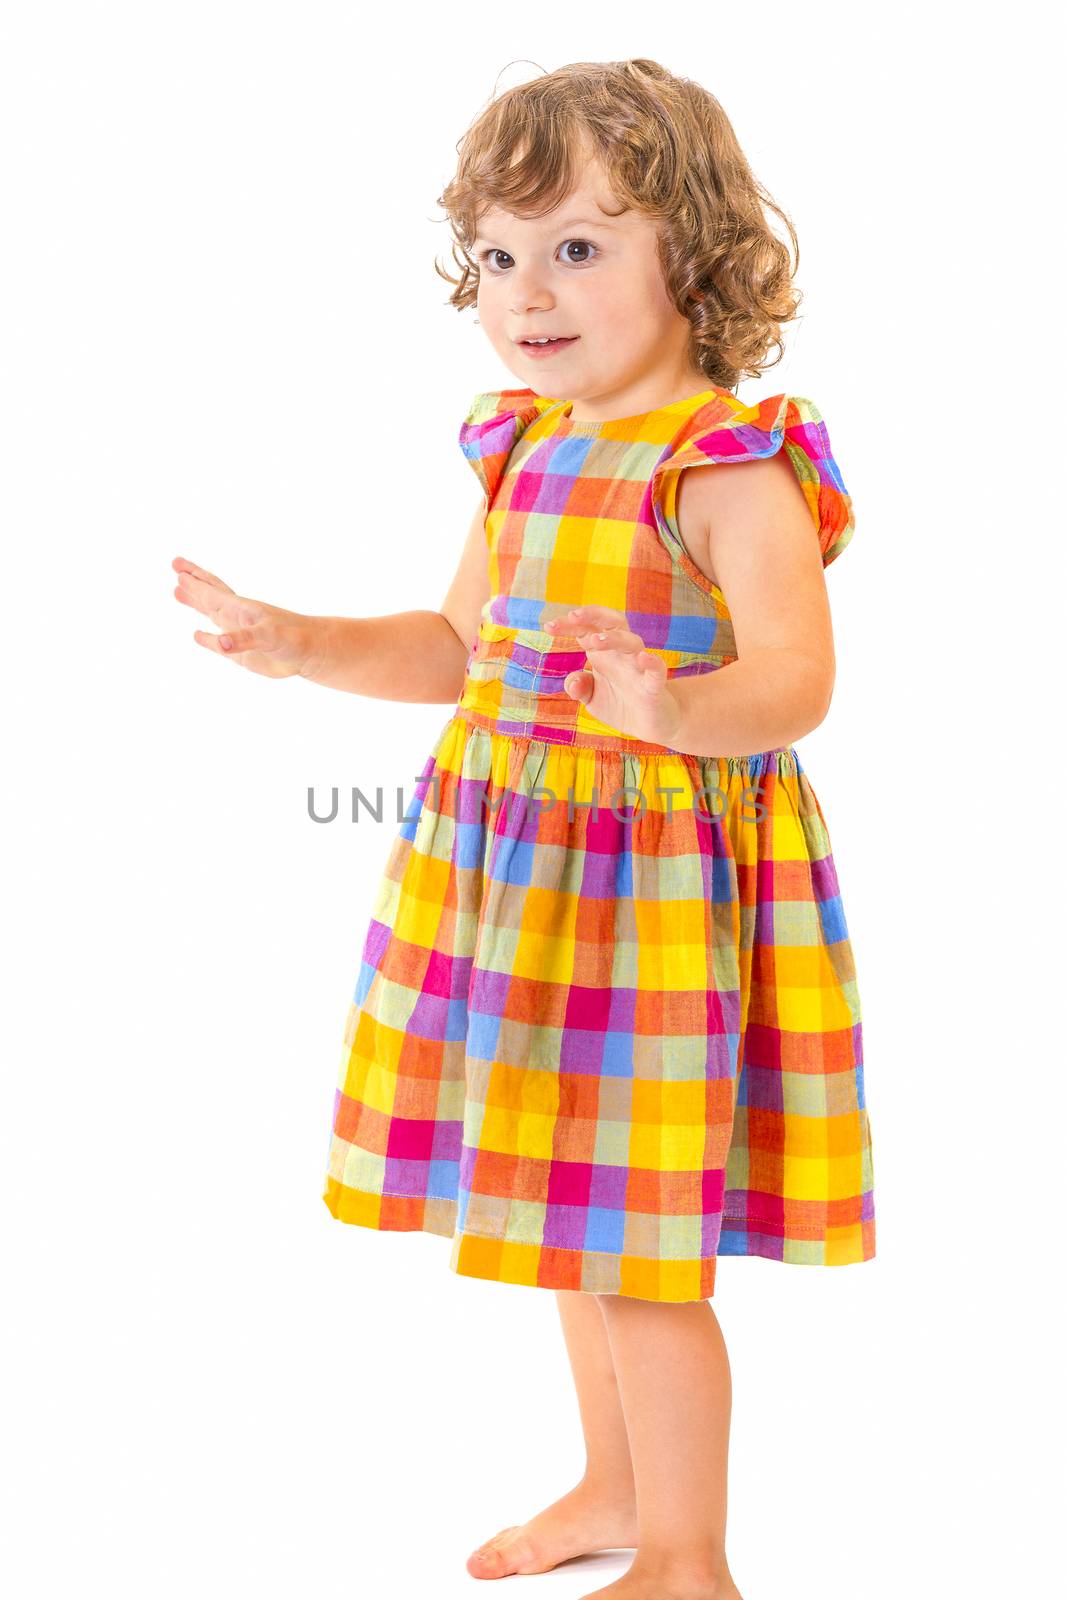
[667,449,836,755]
[545,451,837,758]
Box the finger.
[581,625,648,656]
[193,626,266,657]
[172,556,235,595]
[562,668,595,702]
[634,649,669,689]
[544,604,629,638]
[174,568,235,617]
[177,572,264,630]
[173,581,238,614]
[570,619,649,655]
[550,606,628,637]
[193,630,246,657]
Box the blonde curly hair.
[435,58,803,391]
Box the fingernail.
[219,635,232,651]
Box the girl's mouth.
[518,336,579,358]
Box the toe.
[467,1527,522,1579]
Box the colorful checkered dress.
[322,383,875,1302]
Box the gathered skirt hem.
[322,1177,875,1303]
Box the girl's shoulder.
[457,388,561,506]
[656,390,856,569]
[460,387,559,428]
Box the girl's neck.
[563,369,718,426]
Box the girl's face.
[472,158,706,420]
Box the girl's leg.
[583,1295,743,1600]
[466,1289,639,1579]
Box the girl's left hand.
[544,605,683,746]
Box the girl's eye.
[560,238,597,266]
[477,239,599,273]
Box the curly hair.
[435,58,803,390]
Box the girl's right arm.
[171,497,491,705]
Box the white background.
[3,4,1062,1596]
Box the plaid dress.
[322,384,875,1302]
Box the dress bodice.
[455,385,855,755]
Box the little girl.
[173,57,874,1600]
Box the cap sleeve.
[651,392,855,568]
[458,389,557,508]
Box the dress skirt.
[321,706,875,1303]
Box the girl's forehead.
[475,149,626,234]
[476,186,631,238]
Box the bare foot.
[466,1478,639,1579]
[578,1563,743,1600]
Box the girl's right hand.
[172,556,326,680]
